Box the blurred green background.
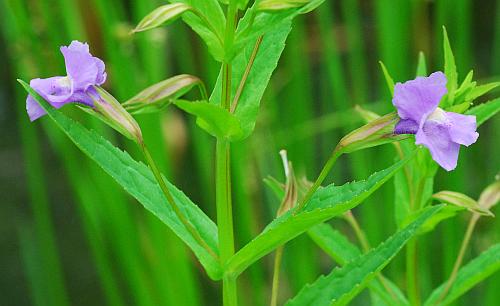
[1,0,499,305]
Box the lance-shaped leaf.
[465,82,500,102]
[123,75,204,114]
[263,170,409,305]
[432,191,493,216]
[173,100,244,140]
[286,205,442,306]
[466,98,500,126]
[416,52,427,77]
[442,26,457,107]
[424,243,500,306]
[18,80,222,280]
[224,156,411,277]
[257,0,310,11]
[133,3,193,33]
[308,224,410,306]
[379,61,395,95]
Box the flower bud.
[478,180,500,212]
[276,150,298,216]
[87,86,143,144]
[433,190,494,217]
[337,112,406,154]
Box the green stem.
[296,146,343,211]
[141,145,218,259]
[436,214,479,305]
[217,140,237,306]
[270,246,284,306]
[407,238,419,306]
[218,2,239,305]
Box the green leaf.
[286,205,442,306]
[424,243,500,306]
[169,0,225,61]
[133,3,192,33]
[379,61,395,95]
[442,26,457,107]
[265,177,409,305]
[466,98,500,127]
[18,80,222,280]
[225,156,411,277]
[124,75,204,114]
[211,20,292,139]
[415,52,427,77]
[308,224,409,306]
[465,82,500,102]
[173,100,244,140]
[401,205,464,236]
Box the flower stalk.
[141,144,218,259]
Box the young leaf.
[173,100,244,140]
[465,82,500,102]
[18,80,223,280]
[133,3,193,33]
[123,74,204,114]
[465,98,500,126]
[432,191,493,216]
[415,52,427,77]
[379,61,395,95]
[442,26,457,107]
[170,0,225,61]
[224,156,411,277]
[211,21,292,139]
[286,205,442,306]
[423,243,500,306]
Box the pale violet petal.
[415,120,460,171]
[392,71,447,123]
[445,112,479,146]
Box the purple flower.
[26,41,107,121]
[393,71,479,171]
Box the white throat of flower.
[426,107,447,123]
[56,76,72,89]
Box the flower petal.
[416,120,460,171]
[26,76,72,121]
[394,119,419,134]
[445,112,479,146]
[392,71,447,123]
[61,41,106,90]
